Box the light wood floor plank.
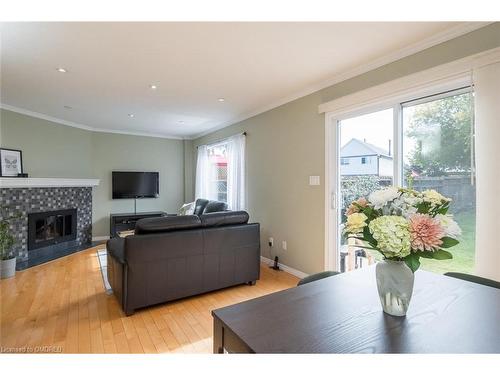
[0,244,297,353]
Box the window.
[361,157,367,164]
[207,143,228,202]
[341,158,350,165]
[195,133,246,210]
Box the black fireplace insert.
[28,208,77,251]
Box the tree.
[405,92,473,177]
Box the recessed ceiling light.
[64,105,72,109]
[128,114,135,118]
[56,67,67,73]
[218,98,225,102]
[150,84,158,90]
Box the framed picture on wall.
[0,148,23,177]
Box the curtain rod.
[196,132,246,148]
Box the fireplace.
[28,209,77,251]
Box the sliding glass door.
[334,88,475,274]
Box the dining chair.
[297,271,340,286]
[444,272,500,289]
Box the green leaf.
[416,201,431,214]
[404,253,421,273]
[418,251,434,259]
[362,226,377,247]
[440,237,459,248]
[432,249,453,260]
[437,202,450,215]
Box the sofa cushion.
[203,200,228,213]
[135,215,202,235]
[200,211,249,227]
[193,199,209,215]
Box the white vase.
[375,259,414,316]
[0,257,17,279]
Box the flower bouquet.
[343,187,461,316]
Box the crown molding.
[0,103,94,131]
[191,22,491,139]
[0,103,186,140]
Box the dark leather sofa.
[106,202,260,315]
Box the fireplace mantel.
[0,177,100,188]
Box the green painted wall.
[183,139,194,203]
[0,108,185,237]
[190,23,500,275]
[0,109,93,177]
[91,132,184,236]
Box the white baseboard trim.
[92,236,110,242]
[260,256,309,279]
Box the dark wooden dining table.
[212,267,500,353]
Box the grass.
[419,209,475,274]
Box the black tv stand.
[109,211,166,237]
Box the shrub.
[341,175,381,210]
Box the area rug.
[96,249,113,294]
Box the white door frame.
[323,112,338,271]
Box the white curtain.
[226,134,246,210]
[195,134,246,210]
[195,144,211,200]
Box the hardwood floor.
[0,244,298,353]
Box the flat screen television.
[112,171,159,199]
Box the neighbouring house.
[340,138,393,177]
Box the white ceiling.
[0,22,485,139]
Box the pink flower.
[409,214,444,252]
[346,197,369,216]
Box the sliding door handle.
[331,192,337,210]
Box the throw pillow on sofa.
[178,202,195,215]
[204,200,228,213]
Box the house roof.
[340,138,392,158]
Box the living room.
[1,1,499,373]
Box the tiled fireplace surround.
[0,186,93,269]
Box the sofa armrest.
[107,237,126,264]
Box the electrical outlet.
[282,240,287,250]
[268,237,274,247]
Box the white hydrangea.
[391,192,422,217]
[368,216,411,258]
[435,214,462,239]
[368,187,400,210]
